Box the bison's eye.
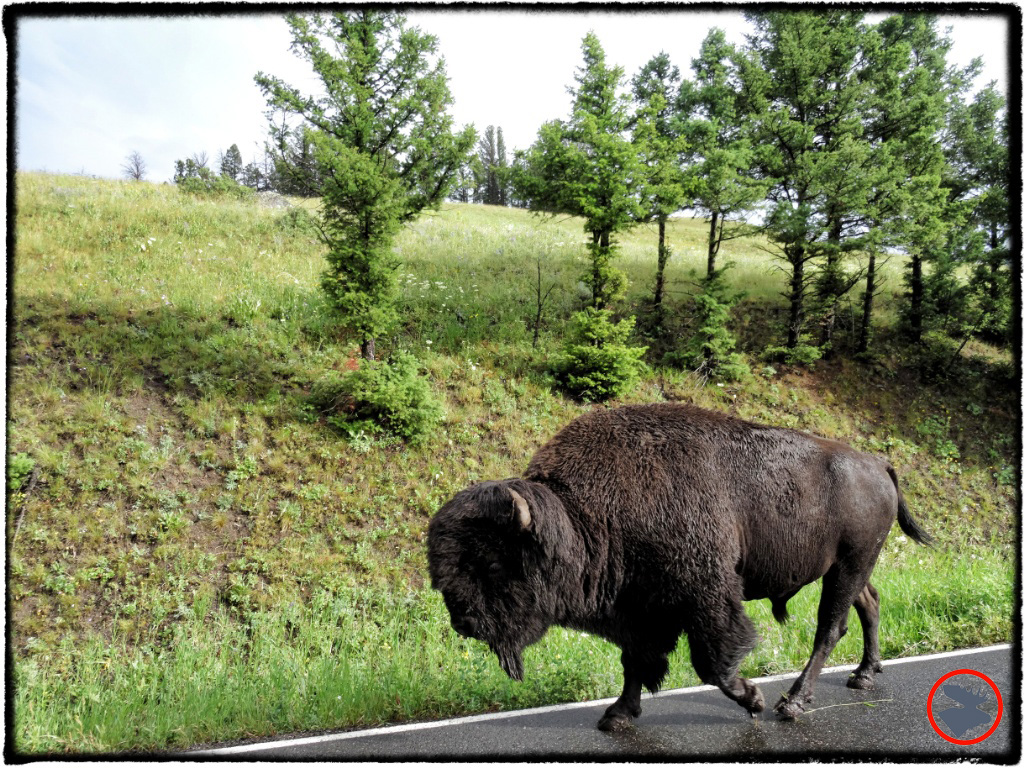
[468,557,503,581]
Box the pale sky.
[14,7,1013,183]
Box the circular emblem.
[927,669,1003,745]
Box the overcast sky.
[15,7,1013,184]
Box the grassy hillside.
[8,172,1017,753]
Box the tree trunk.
[591,231,603,309]
[653,215,668,309]
[857,251,877,355]
[987,223,1002,301]
[592,230,612,310]
[361,337,376,361]
[819,217,843,355]
[706,210,719,278]
[908,254,923,343]
[786,247,806,350]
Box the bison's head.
[427,480,567,681]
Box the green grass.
[12,549,1014,754]
[9,172,1018,754]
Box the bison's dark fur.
[427,403,932,731]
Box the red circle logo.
[927,669,1003,745]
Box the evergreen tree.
[470,127,510,206]
[240,161,263,190]
[476,126,504,205]
[448,159,477,203]
[220,144,244,181]
[496,127,510,206]
[941,82,1011,345]
[271,126,324,197]
[739,11,877,353]
[514,33,646,401]
[856,14,951,353]
[515,33,642,309]
[668,268,750,382]
[173,157,207,184]
[679,29,765,279]
[255,11,476,360]
[631,52,690,317]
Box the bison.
[427,403,932,731]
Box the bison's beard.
[492,643,524,682]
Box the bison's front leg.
[686,602,764,717]
[598,649,668,732]
[598,678,642,732]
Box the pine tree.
[496,127,510,206]
[220,144,244,181]
[448,159,477,203]
[739,11,877,354]
[941,83,1011,345]
[240,161,264,190]
[515,33,642,309]
[856,14,951,353]
[631,52,690,318]
[668,268,750,382]
[680,29,764,279]
[476,126,504,205]
[270,127,324,197]
[255,11,476,360]
[514,33,646,401]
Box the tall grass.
[12,546,1013,755]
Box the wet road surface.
[189,645,1017,761]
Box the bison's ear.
[508,488,532,531]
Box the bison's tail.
[886,465,934,547]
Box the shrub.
[310,352,443,445]
[667,271,749,382]
[277,206,319,236]
[7,452,35,491]
[176,165,255,202]
[763,343,824,367]
[552,308,647,402]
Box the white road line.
[193,643,1011,756]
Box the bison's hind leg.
[774,562,873,720]
[847,582,883,690]
[687,597,764,717]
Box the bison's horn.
[508,488,532,530]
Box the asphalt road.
[189,645,1017,761]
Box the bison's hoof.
[773,697,804,720]
[847,673,875,690]
[742,684,765,715]
[598,713,634,732]
[847,662,882,690]
[598,702,641,732]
